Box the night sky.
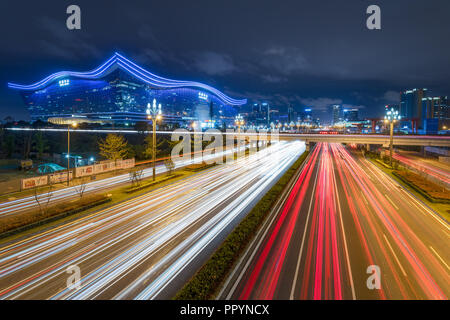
[1,0,450,123]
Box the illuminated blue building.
[8,52,247,126]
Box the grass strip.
[126,173,183,193]
[392,171,450,203]
[0,194,111,239]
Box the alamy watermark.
[366,265,381,290]
[66,265,81,290]
[169,129,280,165]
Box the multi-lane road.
[0,141,305,299]
[220,143,449,300]
[0,145,240,217]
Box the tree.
[98,134,130,161]
[34,131,48,160]
[129,167,144,187]
[3,116,14,124]
[143,135,164,159]
[164,159,175,176]
[5,135,15,158]
[22,132,32,159]
[74,177,89,199]
[34,182,53,217]
[32,119,47,129]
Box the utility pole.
[146,99,162,181]
[384,108,400,167]
[67,121,77,186]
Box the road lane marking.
[384,194,399,210]
[383,234,407,277]
[429,246,450,272]
[366,159,449,232]
[333,167,356,300]
[220,149,309,300]
[289,154,320,300]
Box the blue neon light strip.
[8,53,247,106]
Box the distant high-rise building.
[343,108,359,121]
[252,103,261,114]
[400,88,428,129]
[301,108,312,123]
[332,105,344,125]
[249,102,270,127]
[422,96,449,133]
[287,105,295,123]
[261,102,270,126]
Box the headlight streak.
[331,144,448,299]
[234,143,448,300]
[392,152,450,186]
[0,144,239,217]
[0,141,305,300]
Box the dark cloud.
[191,52,237,76]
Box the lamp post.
[235,114,244,135]
[146,99,162,181]
[384,108,401,167]
[67,121,77,186]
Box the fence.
[20,158,135,191]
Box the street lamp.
[146,98,162,181]
[67,121,77,186]
[235,114,244,135]
[384,108,401,167]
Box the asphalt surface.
[0,141,305,299]
[220,143,449,300]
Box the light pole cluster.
[67,121,78,186]
[384,108,401,167]
[235,114,244,135]
[147,99,162,181]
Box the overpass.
[6,127,450,148]
[278,134,450,149]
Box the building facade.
[422,96,450,134]
[343,108,359,121]
[8,53,247,127]
[400,88,428,131]
[332,105,344,125]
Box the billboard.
[21,176,48,190]
[75,165,94,177]
[76,158,135,177]
[49,171,73,184]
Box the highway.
[0,141,305,299]
[220,143,449,300]
[0,145,241,217]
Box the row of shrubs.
[393,170,450,203]
[174,151,309,300]
[184,162,217,172]
[0,194,111,237]
[126,173,183,193]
